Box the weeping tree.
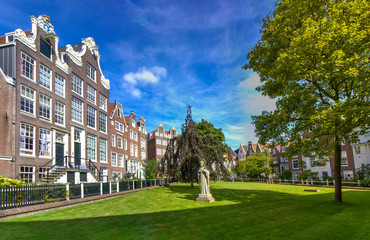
[162,106,228,187]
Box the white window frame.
[87,105,96,129]
[124,139,128,150]
[20,85,35,116]
[86,84,96,105]
[39,64,52,90]
[39,128,51,158]
[112,134,116,147]
[130,142,134,156]
[134,132,137,141]
[55,101,65,126]
[118,154,124,168]
[87,63,96,82]
[39,94,52,121]
[55,74,65,97]
[19,166,35,183]
[71,97,83,124]
[99,93,107,111]
[135,144,138,157]
[292,160,299,169]
[111,152,117,167]
[87,134,97,162]
[99,138,107,163]
[72,73,83,96]
[117,137,123,149]
[20,123,35,156]
[341,151,348,166]
[21,52,36,82]
[130,130,133,139]
[99,112,107,133]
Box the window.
[55,74,65,97]
[40,39,51,59]
[39,94,51,120]
[99,138,107,163]
[141,150,146,160]
[100,167,108,182]
[135,144,138,157]
[87,63,96,81]
[111,152,117,167]
[118,109,121,118]
[39,128,51,157]
[117,137,123,149]
[157,148,162,156]
[86,84,96,104]
[162,140,167,146]
[141,139,145,149]
[115,121,124,132]
[19,166,34,183]
[112,135,116,147]
[130,143,134,156]
[20,85,35,115]
[132,120,135,127]
[87,134,97,161]
[130,130,133,139]
[40,64,51,89]
[134,132,137,141]
[38,167,50,180]
[119,154,124,168]
[113,171,122,179]
[87,105,96,128]
[21,52,35,81]
[72,73,83,96]
[99,112,107,133]
[156,139,161,145]
[98,93,107,111]
[20,123,35,155]
[55,101,65,125]
[292,160,299,169]
[74,130,81,142]
[355,146,361,154]
[124,139,127,150]
[341,151,348,166]
[310,158,316,167]
[71,97,83,123]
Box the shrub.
[280,170,292,180]
[0,175,25,187]
[360,178,370,187]
[297,170,318,180]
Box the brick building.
[147,125,177,160]
[0,15,110,183]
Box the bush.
[355,163,370,180]
[360,178,370,187]
[280,170,292,180]
[0,175,25,187]
[322,175,334,181]
[297,170,318,180]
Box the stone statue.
[196,161,215,202]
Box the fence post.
[133,180,135,190]
[292,179,295,184]
[311,179,313,185]
[306,179,309,185]
[333,180,335,186]
[117,182,119,193]
[81,183,84,199]
[109,182,112,194]
[154,179,156,186]
[326,180,329,186]
[66,184,70,200]
[100,182,103,195]
[301,179,304,184]
[141,180,143,188]
[358,180,360,186]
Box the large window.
[55,101,65,125]
[20,123,35,156]
[99,138,107,163]
[135,144,138,157]
[40,39,51,59]
[156,139,161,145]
[141,139,146,149]
[117,137,123,149]
[21,52,35,81]
[72,73,83,96]
[111,152,117,167]
[99,93,107,111]
[71,97,83,123]
[86,84,96,104]
[19,166,34,183]
[38,167,50,180]
[20,85,35,115]
[124,139,127,150]
[341,151,348,166]
[134,132,137,141]
[87,134,97,161]
[119,154,124,168]
[40,64,51,89]
[87,105,96,128]
[115,122,124,132]
[157,148,162,156]
[99,112,107,133]
[112,135,116,147]
[130,130,133,139]
[39,94,51,120]
[292,160,299,169]
[87,63,96,82]
[130,143,134,156]
[55,74,65,97]
[39,128,51,157]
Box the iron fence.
[1,179,169,210]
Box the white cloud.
[122,66,167,98]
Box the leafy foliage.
[144,159,159,180]
[355,163,370,180]
[297,170,319,180]
[162,106,228,187]
[0,175,24,187]
[233,152,273,179]
[243,0,369,202]
[280,170,292,180]
[196,119,228,149]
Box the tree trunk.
[191,181,194,188]
[333,135,342,202]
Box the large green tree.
[196,119,228,149]
[162,106,228,187]
[243,0,369,202]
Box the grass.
[0,182,369,240]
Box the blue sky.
[0,0,277,150]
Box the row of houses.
[0,15,179,184]
[235,135,370,180]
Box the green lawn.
[1,182,369,240]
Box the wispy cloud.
[122,67,167,98]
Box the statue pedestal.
[196,194,215,203]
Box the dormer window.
[40,39,51,59]
[132,120,135,127]
[6,34,14,43]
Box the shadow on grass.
[0,186,369,240]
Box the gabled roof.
[252,144,257,152]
